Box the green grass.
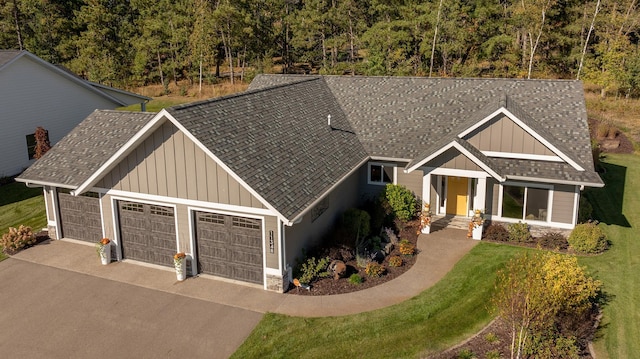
[232,243,529,359]
[580,153,640,358]
[0,182,47,238]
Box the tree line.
[2,0,639,97]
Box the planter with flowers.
[419,203,433,234]
[467,209,485,240]
[174,252,187,281]
[96,238,111,265]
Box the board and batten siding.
[425,148,482,172]
[465,115,554,155]
[263,216,279,270]
[0,56,119,177]
[551,185,577,224]
[96,121,265,209]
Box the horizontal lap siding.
[552,185,577,224]
[97,121,265,209]
[0,57,116,176]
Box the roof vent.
[328,114,332,129]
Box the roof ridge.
[169,76,322,112]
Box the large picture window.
[501,185,549,221]
[368,163,395,185]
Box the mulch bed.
[286,219,420,296]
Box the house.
[16,75,603,292]
[0,50,150,177]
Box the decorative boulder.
[384,243,394,255]
[328,260,347,280]
[370,250,386,263]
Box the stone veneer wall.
[47,225,57,240]
[266,268,290,293]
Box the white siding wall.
[0,56,119,176]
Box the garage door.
[195,211,263,284]
[118,201,176,267]
[58,190,102,242]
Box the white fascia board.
[405,145,452,173]
[72,110,172,196]
[15,178,75,190]
[505,175,604,188]
[163,111,292,225]
[370,156,411,163]
[482,151,563,162]
[405,141,504,182]
[287,156,370,226]
[458,107,585,172]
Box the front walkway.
[11,228,477,317]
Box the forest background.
[1,0,639,100]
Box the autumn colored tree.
[493,252,601,358]
[33,126,50,159]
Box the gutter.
[504,175,604,188]
[14,178,77,190]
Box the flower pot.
[421,225,431,234]
[472,224,483,240]
[175,259,186,281]
[99,243,111,265]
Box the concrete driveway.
[0,258,263,359]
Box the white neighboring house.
[0,50,150,177]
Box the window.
[199,213,225,225]
[501,185,549,221]
[25,130,49,160]
[232,217,260,229]
[368,163,395,185]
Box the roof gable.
[0,50,148,106]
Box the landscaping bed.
[286,219,420,296]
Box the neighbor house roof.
[0,50,150,106]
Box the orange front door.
[446,177,468,215]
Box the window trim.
[498,182,552,222]
[367,162,397,186]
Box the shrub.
[398,239,415,256]
[349,273,363,284]
[356,252,371,268]
[1,225,36,254]
[485,350,501,359]
[365,262,386,277]
[369,236,383,251]
[380,184,418,222]
[456,348,477,359]
[507,222,532,242]
[382,227,399,244]
[538,232,569,251]
[388,255,403,267]
[484,332,499,344]
[568,222,608,254]
[484,223,509,242]
[298,256,331,284]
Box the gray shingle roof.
[17,110,156,187]
[19,75,602,223]
[169,78,367,220]
[251,75,602,186]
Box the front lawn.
[232,243,529,359]
[0,182,47,258]
[234,154,638,358]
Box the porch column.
[422,171,432,206]
[476,177,487,212]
